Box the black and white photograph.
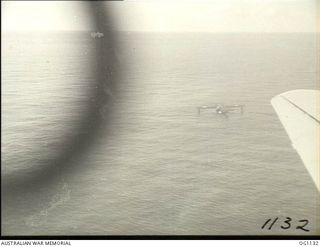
[1,0,319,237]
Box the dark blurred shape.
[2,2,119,197]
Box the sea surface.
[2,31,320,235]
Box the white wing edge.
[271,89,320,192]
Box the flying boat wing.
[271,89,320,191]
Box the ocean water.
[2,32,319,235]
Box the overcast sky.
[2,1,93,31]
[2,0,319,32]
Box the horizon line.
[3,30,320,34]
